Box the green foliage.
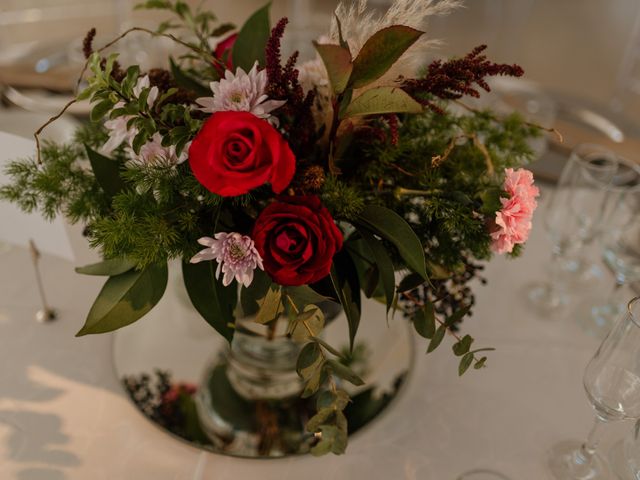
[0,141,108,223]
[77,262,168,335]
[231,3,271,71]
[182,260,237,342]
[320,176,365,221]
[348,26,423,89]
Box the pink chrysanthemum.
[190,232,264,287]
[490,168,539,254]
[195,62,285,120]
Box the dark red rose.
[214,33,237,72]
[252,196,343,286]
[189,111,296,196]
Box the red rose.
[189,111,296,196]
[253,196,343,286]
[214,33,237,72]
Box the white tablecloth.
[0,187,633,480]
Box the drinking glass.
[583,160,640,337]
[528,144,617,314]
[548,296,640,479]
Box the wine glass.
[527,144,618,314]
[548,296,640,479]
[582,160,640,337]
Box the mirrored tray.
[112,267,415,457]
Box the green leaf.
[348,26,423,89]
[458,352,474,376]
[326,359,365,386]
[76,263,168,336]
[330,250,361,351]
[297,342,323,380]
[285,285,330,312]
[122,65,141,96]
[452,334,474,357]
[169,58,210,96]
[357,227,395,313]
[182,260,237,342]
[343,86,423,118]
[131,130,148,155]
[474,356,488,369]
[310,336,344,358]
[231,3,271,71]
[290,305,324,342]
[445,304,471,327]
[240,268,271,316]
[310,425,339,456]
[306,407,334,433]
[85,145,126,198]
[75,257,135,276]
[397,272,424,293]
[90,98,115,122]
[255,285,283,324]
[480,187,505,215]
[316,390,350,410]
[412,301,435,339]
[313,42,352,94]
[427,324,446,353]
[356,205,428,281]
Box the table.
[0,186,633,480]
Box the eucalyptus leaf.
[427,324,446,353]
[474,356,488,369]
[356,205,428,281]
[458,352,474,376]
[255,285,283,324]
[412,302,435,339]
[343,87,422,118]
[452,334,474,357]
[348,25,423,89]
[290,305,324,342]
[325,359,364,386]
[76,262,168,336]
[182,260,237,342]
[296,342,323,380]
[231,3,270,71]
[75,257,135,276]
[310,336,344,359]
[306,407,334,433]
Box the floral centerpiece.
[1,0,543,456]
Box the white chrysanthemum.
[101,75,159,155]
[190,233,264,287]
[195,62,285,120]
[129,133,189,166]
[330,0,462,82]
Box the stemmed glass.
[548,296,640,479]
[582,160,640,337]
[528,144,618,314]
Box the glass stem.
[577,416,608,464]
[547,249,566,298]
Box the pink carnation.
[490,168,539,254]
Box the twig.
[34,26,217,164]
[431,135,463,167]
[454,99,564,143]
[471,133,494,176]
